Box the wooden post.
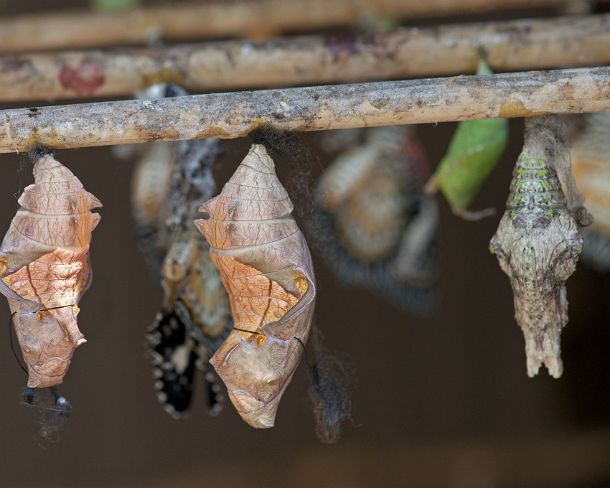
[1,15,609,102]
[1,67,608,153]
[0,0,572,53]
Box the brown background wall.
[0,2,608,487]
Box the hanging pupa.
[426,60,508,220]
[490,116,591,378]
[0,150,101,388]
[195,143,316,428]
[132,83,233,418]
[570,111,610,271]
[315,125,439,314]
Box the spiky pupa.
[490,117,589,378]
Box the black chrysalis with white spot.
[134,84,232,418]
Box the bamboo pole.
[1,67,608,154]
[2,15,609,102]
[0,0,573,54]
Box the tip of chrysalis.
[244,144,275,172]
[228,390,278,429]
[28,146,54,163]
[32,153,61,169]
[26,371,62,389]
[525,334,563,379]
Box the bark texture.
[490,116,589,378]
[2,67,609,153]
[2,15,610,102]
[195,144,316,428]
[0,0,570,53]
[0,154,101,387]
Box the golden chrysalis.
[0,152,101,388]
[195,144,316,428]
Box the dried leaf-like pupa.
[0,153,101,388]
[571,111,610,271]
[315,126,438,314]
[195,144,316,428]
[490,117,590,378]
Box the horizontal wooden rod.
[0,0,573,54]
[2,15,609,102]
[1,67,609,154]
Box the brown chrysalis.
[315,126,439,314]
[571,111,610,271]
[490,116,591,378]
[195,144,316,428]
[0,152,101,388]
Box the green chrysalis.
[429,60,508,220]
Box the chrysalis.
[131,142,174,275]
[0,151,101,388]
[195,144,316,428]
[571,111,610,271]
[132,83,232,418]
[490,116,591,378]
[427,60,508,220]
[315,125,439,314]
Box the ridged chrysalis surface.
[195,144,316,428]
[490,117,589,378]
[0,154,101,388]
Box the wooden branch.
[1,67,609,154]
[0,0,573,53]
[2,15,609,102]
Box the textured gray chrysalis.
[490,116,591,378]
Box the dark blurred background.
[0,2,609,487]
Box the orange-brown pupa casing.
[195,144,316,428]
[0,154,101,388]
[571,112,610,238]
